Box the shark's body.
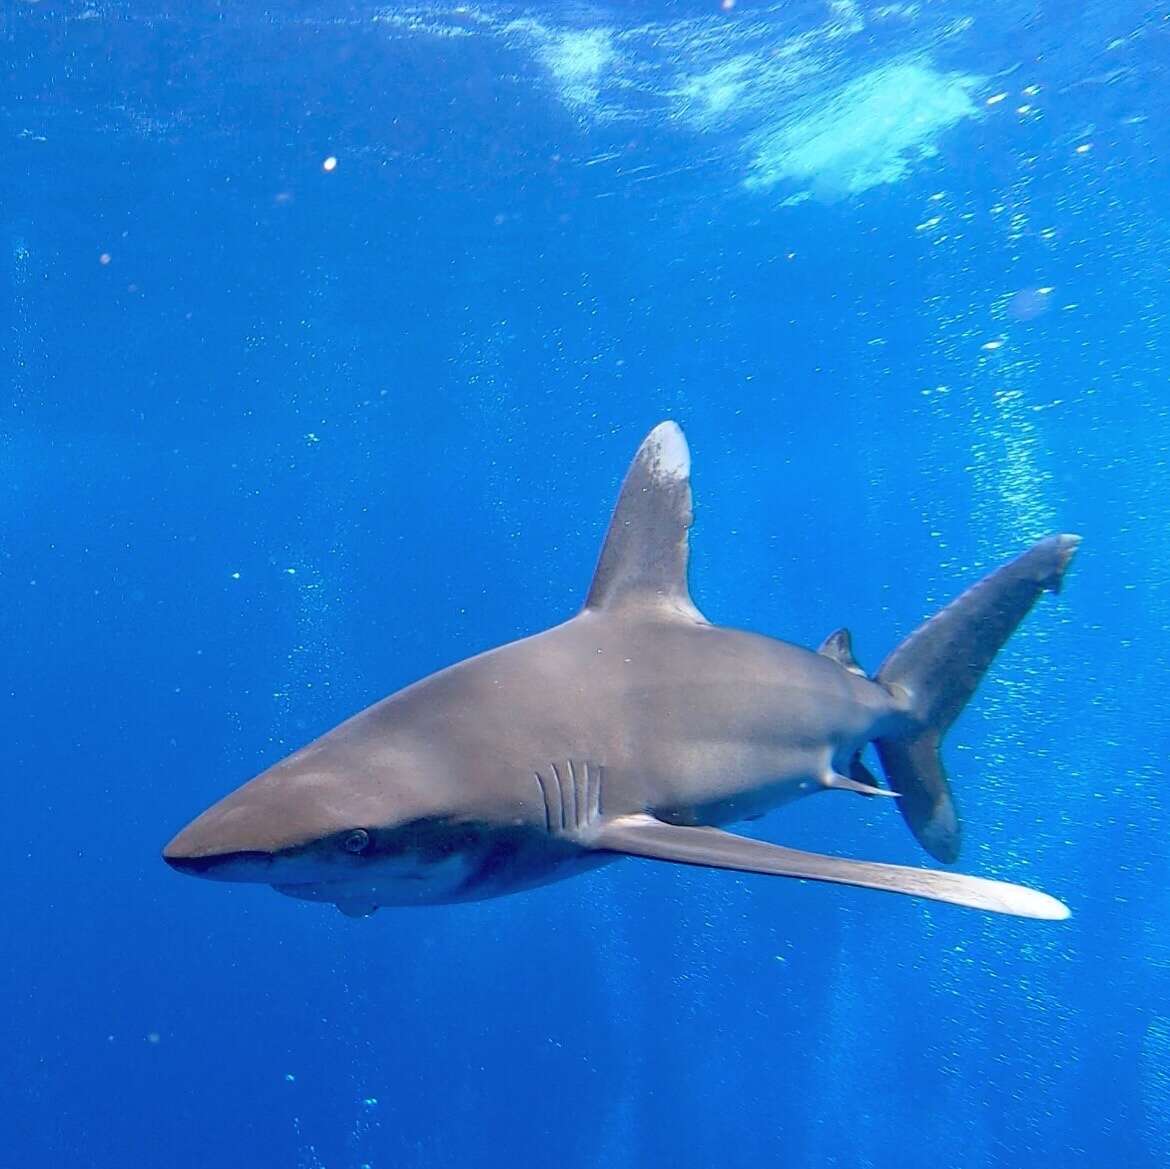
[165,423,1078,920]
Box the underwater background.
[3,1,1169,1165]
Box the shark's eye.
[341,829,370,854]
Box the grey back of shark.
[164,422,1079,921]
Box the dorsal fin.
[817,627,866,676]
[583,421,705,622]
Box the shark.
[164,422,1079,921]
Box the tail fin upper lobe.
[874,534,1080,863]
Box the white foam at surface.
[744,60,982,198]
[369,5,983,200]
[532,26,618,115]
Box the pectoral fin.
[591,814,1068,920]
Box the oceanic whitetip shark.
[165,422,1079,921]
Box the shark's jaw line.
[164,422,1077,923]
[163,849,275,883]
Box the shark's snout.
[162,795,290,883]
[162,824,276,881]
[163,765,377,885]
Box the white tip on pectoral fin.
[987,882,1070,922]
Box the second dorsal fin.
[818,628,866,676]
[583,422,706,622]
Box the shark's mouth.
[162,849,275,882]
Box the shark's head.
[162,733,498,913]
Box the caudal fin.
[874,534,1081,863]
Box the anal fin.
[591,814,1068,920]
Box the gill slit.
[535,760,605,835]
[547,762,560,831]
[533,769,554,833]
[568,759,580,828]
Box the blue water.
[4,1,1169,1165]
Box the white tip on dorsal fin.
[583,421,706,622]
